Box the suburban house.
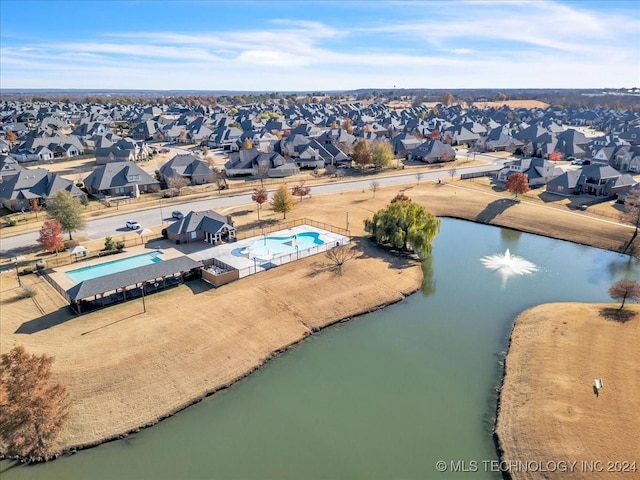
[546,164,637,197]
[0,155,24,179]
[474,127,524,153]
[408,140,456,163]
[496,158,563,187]
[208,126,243,149]
[225,149,300,178]
[575,164,637,197]
[0,167,86,211]
[83,161,160,197]
[545,169,582,196]
[390,132,422,157]
[158,154,216,186]
[95,146,136,164]
[10,134,85,162]
[165,209,236,245]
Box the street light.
[159,199,164,225]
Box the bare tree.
[255,163,270,187]
[323,245,358,274]
[448,165,458,182]
[166,175,190,197]
[370,180,380,198]
[609,279,640,311]
[291,180,311,202]
[620,187,640,254]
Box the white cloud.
[1,1,638,90]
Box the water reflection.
[500,228,521,248]
[420,253,436,297]
[587,250,640,285]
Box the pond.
[2,219,638,480]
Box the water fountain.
[480,248,538,285]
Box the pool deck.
[186,225,350,275]
[48,225,349,292]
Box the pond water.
[2,219,638,480]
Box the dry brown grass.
[0,181,637,455]
[0,189,423,451]
[472,100,550,109]
[496,303,640,480]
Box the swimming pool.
[66,252,163,283]
[234,232,325,261]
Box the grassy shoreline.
[495,303,640,480]
[0,180,637,460]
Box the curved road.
[1,160,504,255]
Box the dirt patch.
[495,303,640,480]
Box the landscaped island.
[496,303,640,480]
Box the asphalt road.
[1,157,504,256]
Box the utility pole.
[141,285,146,313]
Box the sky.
[1,0,639,91]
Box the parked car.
[172,211,184,220]
[126,220,141,230]
[579,204,588,211]
[160,148,170,153]
[571,159,584,165]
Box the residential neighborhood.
[1,99,639,212]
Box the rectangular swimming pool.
[66,251,163,283]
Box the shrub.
[35,261,47,270]
[104,236,116,251]
[22,266,34,275]
[116,241,125,250]
[16,285,38,299]
[63,240,79,249]
[8,219,17,227]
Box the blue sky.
[1,1,638,91]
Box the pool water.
[66,252,163,283]
[236,232,326,260]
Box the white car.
[126,220,141,230]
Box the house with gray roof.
[496,158,563,187]
[475,126,524,153]
[83,161,159,197]
[546,169,582,196]
[225,149,299,178]
[390,132,422,157]
[0,154,24,179]
[408,140,456,163]
[576,165,636,197]
[95,146,136,164]
[0,167,85,211]
[158,154,216,186]
[165,209,235,245]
